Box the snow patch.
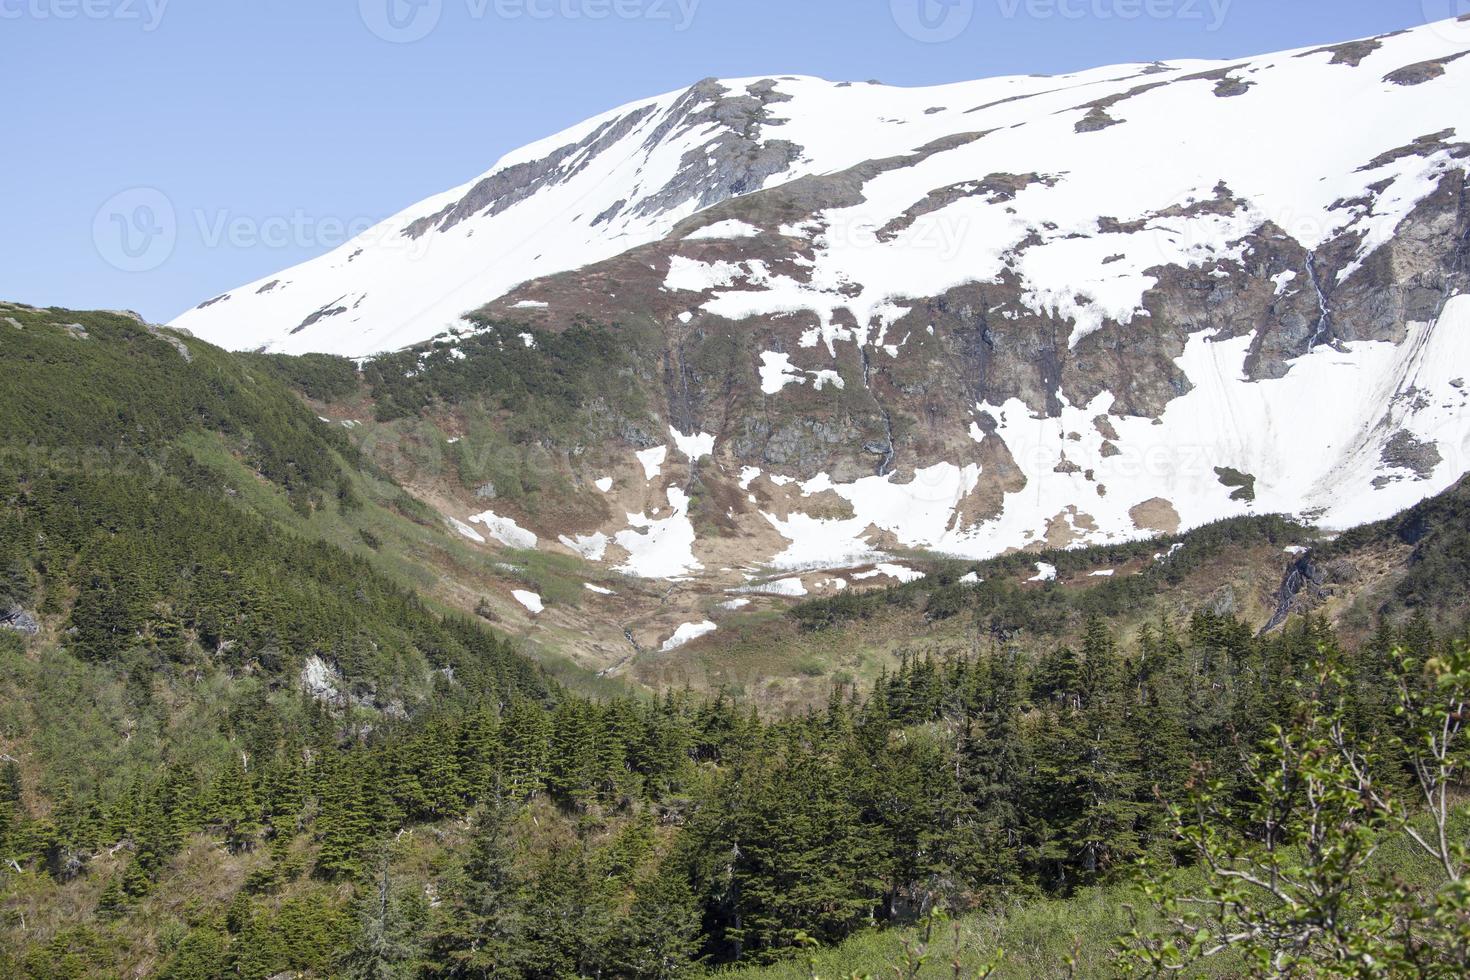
[669,427,716,461]
[448,517,486,544]
[636,446,668,481]
[468,510,538,550]
[661,621,717,651]
[759,351,806,394]
[737,576,809,597]
[1028,562,1058,583]
[685,219,762,241]
[665,256,744,292]
[512,590,544,614]
[559,532,610,561]
[616,487,702,578]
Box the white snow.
[518,332,537,348]
[761,463,980,568]
[759,351,806,394]
[594,477,614,493]
[559,532,610,561]
[468,510,538,550]
[1271,270,1299,296]
[636,446,668,481]
[661,621,717,651]
[177,25,1470,362]
[512,300,549,309]
[811,369,845,391]
[719,597,752,611]
[959,571,982,584]
[447,517,486,544]
[853,563,926,584]
[584,583,616,596]
[685,219,762,241]
[1029,563,1058,583]
[616,487,702,578]
[737,576,809,597]
[512,590,544,614]
[665,256,744,292]
[669,427,716,461]
[1089,569,1116,577]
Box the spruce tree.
[341,860,426,980]
[315,760,374,880]
[611,859,702,979]
[424,797,526,978]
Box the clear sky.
[2,0,1461,323]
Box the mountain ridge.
[164,20,1470,669]
[174,18,1470,357]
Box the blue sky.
[2,0,1459,323]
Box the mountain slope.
[175,21,1470,359]
[171,21,1470,667]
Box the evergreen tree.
[501,697,551,800]
[1069,619,1145,880]
[954,649,1029,894]
[611,859,703,980]
[157,928,229,980]
[315,759,375,880]
[424,798,526,978]
[341,860,427,980]
[94,875,128,921]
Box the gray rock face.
[401,103,661,241]
[1377,430,1443,486]
[448,139,1469,525]
[148,325,194,363]
[1263,552,1327,634]
[1384,51,1470,87]
[1,607,39,635]
[626,79,804,221]
[401,77,807,247]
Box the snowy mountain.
[176,20,1470,606]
